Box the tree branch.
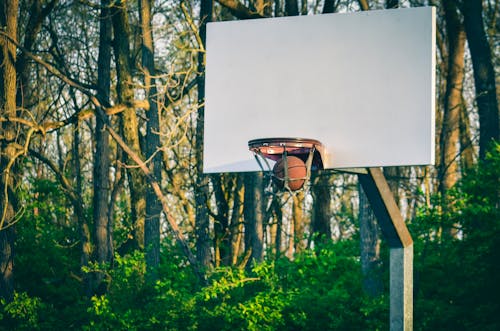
[0,30,101,105]
[103,117,205,283]
[358,0,369,11]
[216,0,266,19]
[28,149,80,207]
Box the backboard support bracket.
[358,168,413,331]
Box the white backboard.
[204,7,436,173]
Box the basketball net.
[251,145,317,195]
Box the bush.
[197,241,387,331]
[0,292,45,331]
[413,143,500,331]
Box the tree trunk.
[311,173,332,242]
[440,0,466,198]
[94,0,113,277]
[112,0,146,250]
[195,0,213,269]
[16,0,56,107]
[293,191,306,254]
[357,0,369,11]
[386,0,398,9]
[244,173,264,265]
[140,0,162,279]
[274,0,282,16]
[73,121,93,296]
[461,0,500,159]
[230,176,244,265]
[322,0,339,14]
[459,96,475,171]
[359,183,383,297]
[212,175,230,267]
[285,0,299,16]
[270,195,282,258]
[0,0,18,302]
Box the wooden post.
[358,168,413,331]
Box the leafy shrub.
[82,240,386,331]
[6,179,88,330]
[413,143,500,331]
[84,247,198,331]
[0,292,45,331]
[197,241,387,331]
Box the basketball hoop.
[248,138,325,192]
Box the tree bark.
[322,0,339,14]
[285,0,299,16]
[292,191,306,254]
[230,176,244,265]
[311,173,332,242]
[244,173,264,265]
[94,0,113,278]
[461,0,500,159]
[440,0,466,198]
[111,0,146,250]
[357,0,369,11]
[140,0,162,280]
[386,0,398,9]
[217,0,265,19]
[16,0,56,107]
[359,183,383,296]
[212,175,231,267]
[195,0,213,269]
[72,120,93,296]
[0,0,18,302]
[459,96,475,171]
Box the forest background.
[0,0,499,330]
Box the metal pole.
[390,245,413,331]
[358,168,413,331]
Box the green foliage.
[275,244,387,331]
[84,246,198,331]
[197,241,387,331]
[413,143,500,331]
[80,240,385,331]
[0,292,45,331]
[197,265,285,331]
[2,178,88,330]
[4,145,499,330]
